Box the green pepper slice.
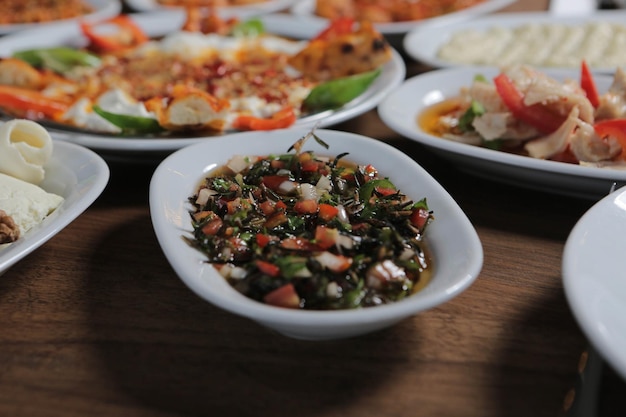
[230,18,265,37]
[13,47,101,73]
[302,68,382,112]
[92,105,164,134]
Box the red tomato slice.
[493,73,566,134]
[593,118,626,160]
[263,283,300,308]
[580,60,600,108]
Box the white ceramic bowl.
[563,186,626,380]
[149,128,483,340]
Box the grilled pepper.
[302,68,381,112]
[13,47,101,73]
[92,105,163,134]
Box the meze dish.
[0,12,392,137]
[418,62,626,169]
[187,129,434,310]
[150,128,482,339]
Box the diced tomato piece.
[259,200,276,216]
[261,175,291,191]
[263,283,301,309]
[280,237,316,251]
[318,203,339,222]
[581,60,600,108]
[270,159,286,169]
[275,200,287,211]
[294,199,318,214]
[256,233,271,248]
[409,208,430,231]
[263,212,288,229]
[493,73,566,134]
[314,225,338,250]
[201,217,223,235]
[374,187,397,196]
[255,260,280,277]
[593,118,626,160]
[300,160,320,172]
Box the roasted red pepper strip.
[580,60,600,108]
[232,106,296,131]
[80,15,149,53]
[493,73,566,134]
[312,17,355,41]
[0,85,70,120]
[593,118,626,160]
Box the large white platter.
[377,66,626,200]
[273,0,514,38]
[404,11,626,73]
[563,185,626,381]
[0,0,122,35]
[149,128,483,340]
[0,10,405,157]
[0,141,110,275]
[125,0,298,17]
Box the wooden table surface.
[2,1,625,416]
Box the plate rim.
[125,0,299,15]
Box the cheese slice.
[0,119,53,185]
[0,172,63,236]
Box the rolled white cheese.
[0,119,53,185]
[0,172,63,236]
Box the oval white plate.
[149,128,483,340]
[0,141,110,275]
[404,11,626,73]
[275,0,514,38]
[377,66,626,200]
[125,0,298,17]
[0,0,122,35]
[563,185,626,381]
[0,10,405,157]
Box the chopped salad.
[187,131,434,310]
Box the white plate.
[149,128,483,340]
[404,11,626,73]
[0,0,122,35]
[276,0,514,38]
[563,185,626,381]
[125,0,298,17]
[0,141,110,275]
[377,66,626,200]
[0,10,405,157]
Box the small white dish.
[0,0,122,35]
[125,0,298,17]
[0,10,405,158]
[377,66,626,200]
[0,141,110,275]
[563,185,626,381]
[404,11,626,73]
[149,128,483,340]
[278,0,514,38]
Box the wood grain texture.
[1,0,625,416]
